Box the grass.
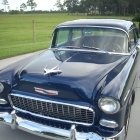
[0,13,137,59]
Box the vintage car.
[0,19,140,140]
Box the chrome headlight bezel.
[98,97,120,114]
[0,82,4,93]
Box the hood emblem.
[44,65,62,75]
[34,87,58,95]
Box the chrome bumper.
[0,110,125,140]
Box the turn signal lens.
[99,119,118,128]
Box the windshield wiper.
[62,46,81,49]
[56,46,100,51]
[82,46,100,50]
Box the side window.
[129,30,135,46]
[55,29,69,46]
[134,28,138,43]
[72,29,82,41]
[129,29,138,52]
[129,28,139,52]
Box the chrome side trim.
[0,111,126,140]
[8,93,95,126]
[124,90,130,101]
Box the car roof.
[56,19,134,32]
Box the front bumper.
[0,110,125,140]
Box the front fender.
[0,51,44,107]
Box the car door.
[127,27,140,95]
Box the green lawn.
[0,13,136,59]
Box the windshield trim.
[50,26,129,55]
[50,48,131,56]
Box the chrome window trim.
[8,93,95,126]
[129,28,135,42]
[129,27,138,53]
[50,26,131,55]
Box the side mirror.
[136,27,140,37]
[137,38,140,45]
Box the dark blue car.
[0,19,140,140]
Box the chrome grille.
[9,94,94,125]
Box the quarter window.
[55,28,69,46]
[129,28,138,52]
[129,30,135,46]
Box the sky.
[0,0,63,11]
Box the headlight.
[0,82,4,93]
[98,97,120,114]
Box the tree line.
[1,0,37,14]
[56,0,140,16]
[1,0,140,16]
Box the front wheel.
[125,96,132,139]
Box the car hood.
[13,49,128,103]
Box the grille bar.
[9,94,94,126]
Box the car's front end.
[0,49,129,140]
[0,19,138,140]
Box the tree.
[64,0,79,13]
[54,0,64,11]
[121,0,129,16]
[0,9,4,14]
[61,0,140,16]
[7,6,10,12]
[2,0,9,12]
[27,0,36,11]
[20,3,27,12]
[10,10,20,14]
[80,0,95,14]
[132,14,140,32]
[33,2,37,11]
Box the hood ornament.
[44,65,62,75]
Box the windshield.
[51,27,128,53]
